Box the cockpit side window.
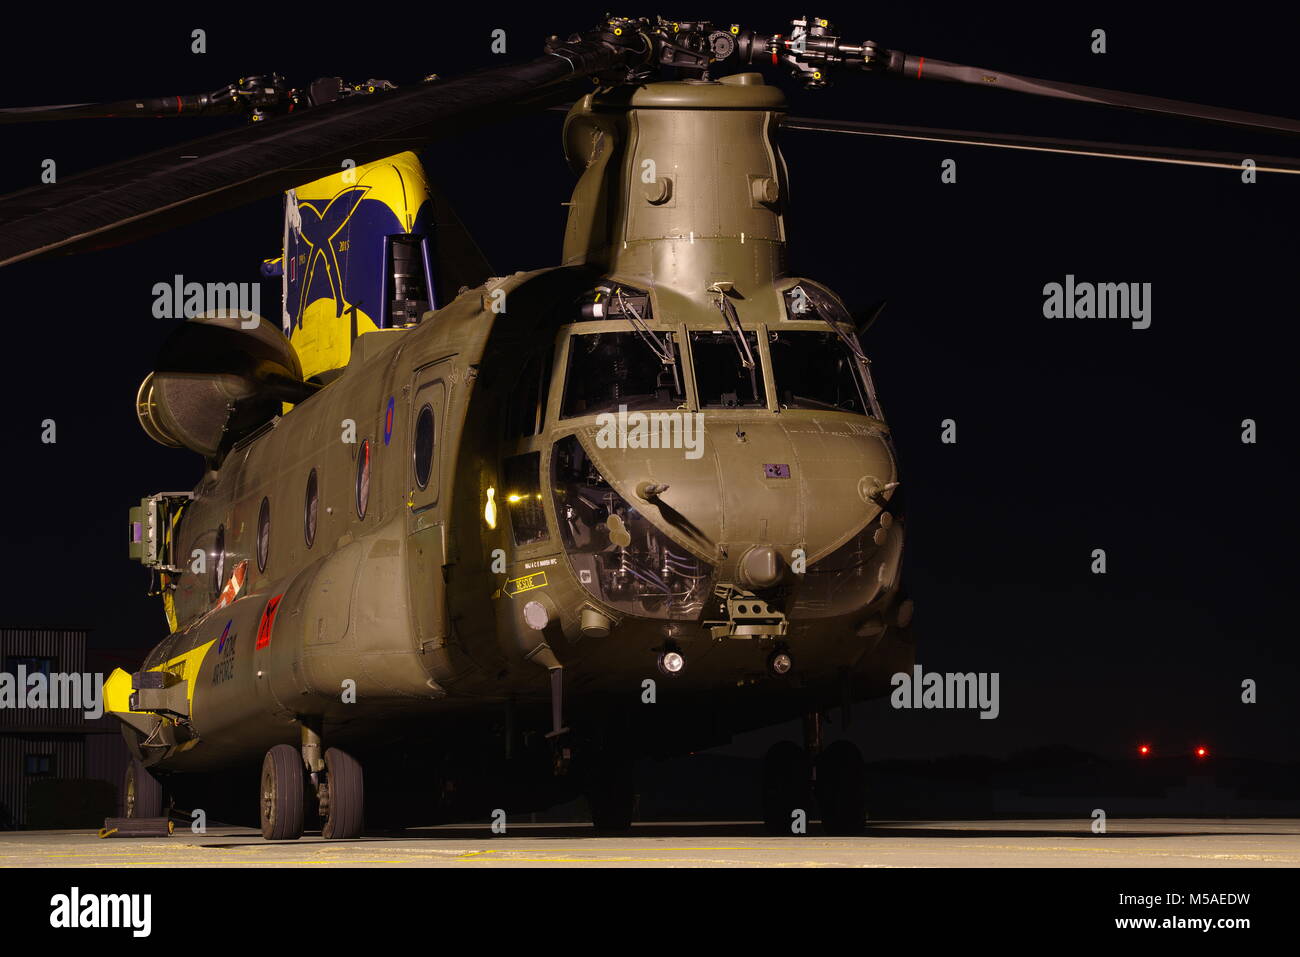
[560,332,684,419]
[689,330,766,409]
[503,452,548,546]
[768,330,870,414]
[505,346,553,439]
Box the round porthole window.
[256,497,271,572]
[413,404,434,489]
[213,524,226,598]
[304,468,319,547]
[356,440,371,519]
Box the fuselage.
[112,74,915,804]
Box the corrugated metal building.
[0,629,132,827]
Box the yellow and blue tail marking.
[279,151,435,381]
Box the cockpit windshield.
[768,330,871,414]
[560,315,880,419]
[561,331,685,419]
[690,330,766,408]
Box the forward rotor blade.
[781,116,1300,175]
[0,94,242,122]
[882,54,1300,136]
[0,52,618,267]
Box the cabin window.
[213,524,226,597]
[304,469,319,547]
[561,332,684,419]
[413,404,435,489]
[689,330,766,408]
[768,330,869,414]
[256,498,270,572]
[503,452,548,546]
[356,440,371,520]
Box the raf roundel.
[383,395,395,445]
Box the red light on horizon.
[1138,744,1151,756]
[1195,746,1209,758]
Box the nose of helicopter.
[574,414,896,569]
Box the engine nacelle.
[135,312,310,458]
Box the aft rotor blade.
[781,116,1300,175]
[0,52,619,267]
[882,54,1300,136]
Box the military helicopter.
[3,15,1298,839]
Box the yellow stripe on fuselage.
[103,639,216,718]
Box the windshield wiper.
[713,293,762,401]
[613,287,682,396]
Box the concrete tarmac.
[1,818,1297,867]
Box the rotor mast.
[561,75,791,320]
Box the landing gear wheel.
[124,760,163,819]
[321,747,364,839]
[584,756,635,832]
[761,741,812,835]
[815,740,868,835]
[260,744,306,840]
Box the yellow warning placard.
[504,571,548,597]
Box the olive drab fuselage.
[118,74,914,779]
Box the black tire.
[260,744,305,840]
[815,740,868,836]
[124,760,163,818]
[322,747,364,839]
[761,741,812,835]
[584,757,636,832]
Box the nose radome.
[738,544,785,589]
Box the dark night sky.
[0,3,1295,765]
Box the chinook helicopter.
[3,14,1299,839]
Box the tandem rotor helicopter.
[3,14,1298,838]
